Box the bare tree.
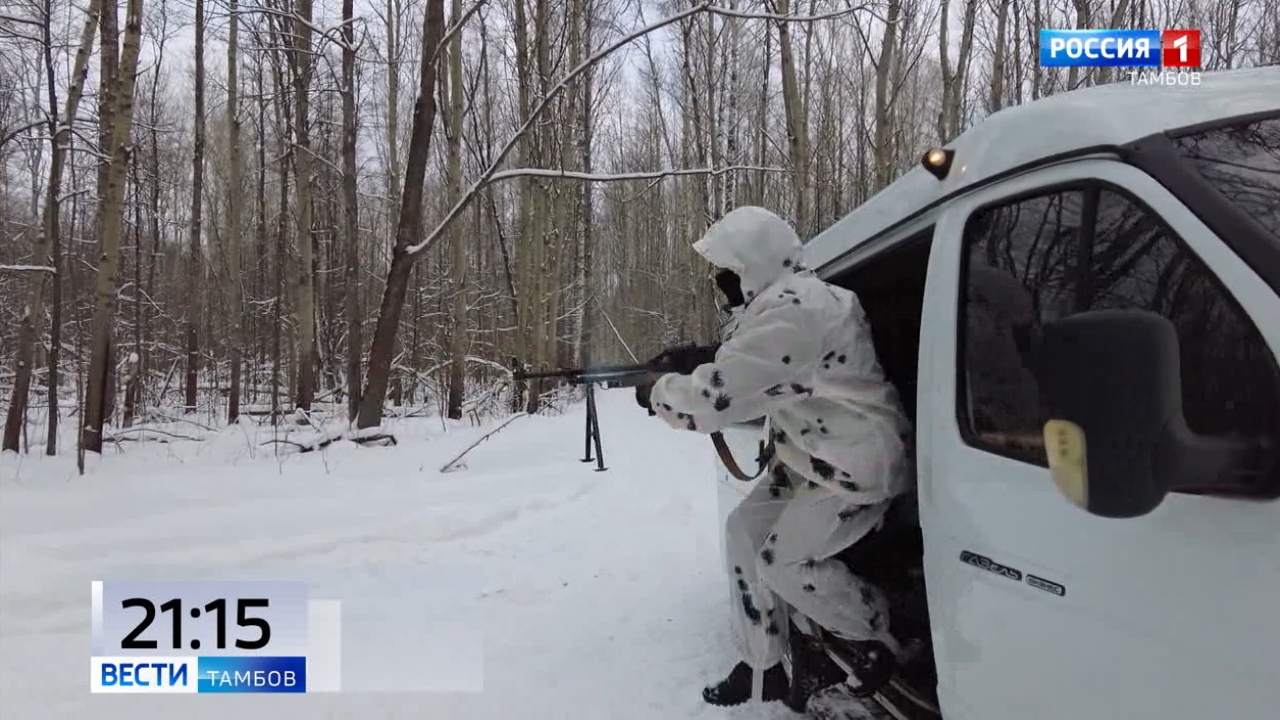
[185,0,206,414]
[356,0,447,429]
[227,0,244,423]
[2,0,101,453]
[342,0,362,420]
[774,0,811,234]
[443,0,466,419]
[80,0,146,461]
[292,0,318,413]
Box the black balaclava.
[714,268,745,309]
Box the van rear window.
[1171,116,1280,244]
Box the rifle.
[513,343,718,471]
[512,363,660,389]
[514,343,717,387]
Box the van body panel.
[918,157,1280,720]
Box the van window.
[958,183,1280,496]
[1170,116,1280,243]
[957,190,1086,464]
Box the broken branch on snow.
[440,413,527,472]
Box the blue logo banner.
[1039,29,1161,67]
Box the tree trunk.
[573,0,596,367]
[342,0,362,420]
[988,0,1011,113]
[226,0,243,423]
[356,0,448,429]
[185,0,205,414]
[775,0,810,235]
[511,0,534,412]
[81,0,146,460]
[384,0,404,405]
[292,0,317,413]
[2,0,100,453]
[873,0,901,190]
[79,0,119,466]
[444,0,467,420]
[122,152,141,427]
[269,31,290,423]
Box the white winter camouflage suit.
[649,206,913,671]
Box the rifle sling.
[710,431,774,481]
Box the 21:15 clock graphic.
[92,580,313,694]
[119,596,272,651]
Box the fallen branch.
[439,413,526,472]
[104,426,205,442]
[354,433,398,447]
[261,430,399,453]
[262,436,339,453]
[350,426,399,446]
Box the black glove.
[635,382,656,415]
[651,344,719,375]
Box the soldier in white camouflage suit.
[636,206,914,708]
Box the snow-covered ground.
[0,390,797,719]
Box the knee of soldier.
[724,504,754,552]
[755,538,800,590]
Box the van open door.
[916,122,1280,720]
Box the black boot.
[786,632,849,712]
[701,661,790,707]
[846,641,896,698]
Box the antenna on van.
[921,148,956,180]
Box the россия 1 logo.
[1038,28,1202,86]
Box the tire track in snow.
[1,474,603,639]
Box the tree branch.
[405,1,870,257]
[486,164,790,184]
[0,119,48,152]
[429,0,489,66]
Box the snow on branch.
[404,1,871,258]
[486,165,790,184]
[709,5,883,22]
[0,264,57,274]
[0,120,49,152]
[233,5,366,53]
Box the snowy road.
[0,391,798,719]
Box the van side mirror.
[1037,310,1272,518]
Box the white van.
[714,66,1280,719]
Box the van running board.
[807,632,942,720]
[807,681,939,720]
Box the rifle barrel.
[514,365,659,384]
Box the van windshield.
[1170,116,1280,244]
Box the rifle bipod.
[514,350,714,472]
[581,383,607,471]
